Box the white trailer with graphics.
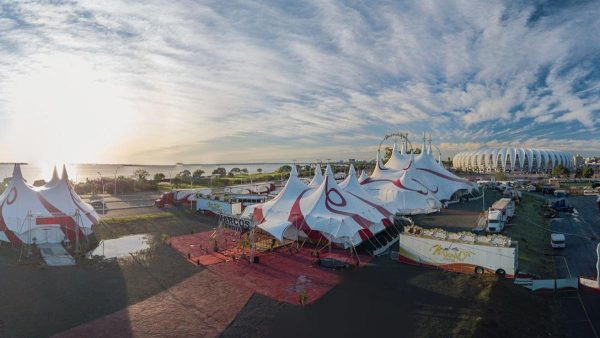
[397,225,518,278]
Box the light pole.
[114,166,122,195]
[97,171,105,195]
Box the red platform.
[169,231,372,304]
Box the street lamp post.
[97,171,105,195]
[114,166,122,195]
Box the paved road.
[550,196,600,338]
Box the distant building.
[453,147,572,173]
[348,159,356,164]
[573,154,584,168]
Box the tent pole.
[351,241,361,266]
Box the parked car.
[90,199,107,211]
[551,233,566,249]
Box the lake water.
[0,163,286,183]
[87,234,152,259]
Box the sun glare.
[6,53,135,165]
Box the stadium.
[452,147,572,173]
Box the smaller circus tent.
[413,144,476,201]
[38,166,99,232]
[361,154,441,214]
[0,164,98,245]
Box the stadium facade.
[453,147,572,173]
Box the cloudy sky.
[0,0,598,165]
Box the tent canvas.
[0,164,98,245]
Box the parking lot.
[550,196,600,338]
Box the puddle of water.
[88,234,152,259]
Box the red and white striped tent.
[360,152,442,214]
[244,164,393,247]
[0,164,98,245]
[364,138,476,202]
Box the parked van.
[554,190,568,198]
[551,233,566,249]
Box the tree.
[241,168,248,174]
[229,167,242,175]
[133,169,150,181]
[407,147,421,154]
[192,169,205,181]
[276,165,291,173]
[178,169,192,181]
[582,166,594,178]
[383,147,393,163]
[550,165,570,177]
[212,167,226,176]
[257,168,263,174]
[154,172,166,182]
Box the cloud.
[0,0,598,164]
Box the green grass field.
[503,193,555,277]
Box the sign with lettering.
[218,213,254,234]
[196,198,232,214]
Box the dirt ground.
[0,207,215,338]
[223,258,563,338]
[56,270,252,338]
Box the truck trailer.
[398,225,518,278]
[154,188,212,208]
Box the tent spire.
[290,164,298,177]
[348,163,356,177]
[61,164,69,181]
[12,163,23,180]
[51,166,59,181]
[325,164,334,177]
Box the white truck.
[492,198,515,219]
[486,198,516,233]
[486,209,505,233]
[398,225,518,277]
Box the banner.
[196,198,232,214]
[218,213,254,234]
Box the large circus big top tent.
[0,164,99,245]
[243,164,394,247]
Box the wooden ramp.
[37,243,75,266]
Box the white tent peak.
[51,166,59,182]
[348,163,356,177]
[401,141,406,155]
[290,164,298,177]
[358,170,369,183]
[12,163,23,180]
[61,164,69,181]
[309,163,324,187]
[324,164,334,177]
